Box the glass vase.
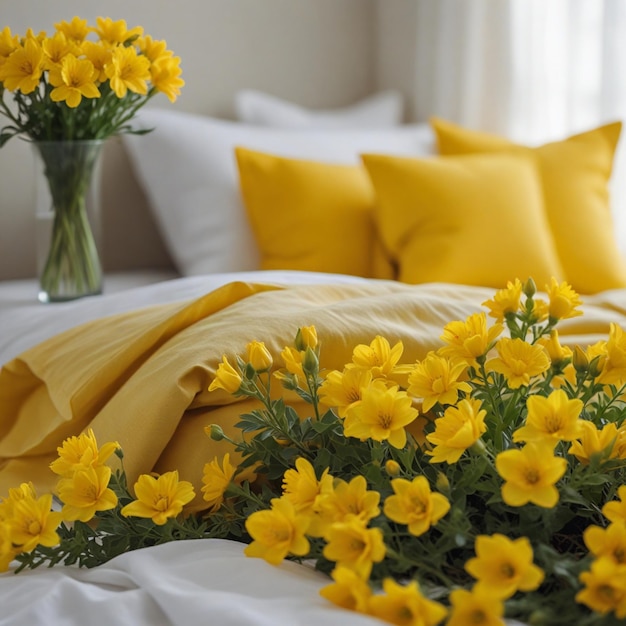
[33,140,104,303]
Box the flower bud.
[435,471,450,495]
[207,424,225,441]
[273,370,299,390]
[588,354,607,378]
[295,325,318,351]
[523,277,537,298]
[246,340,273,372]
[385,459,401,476]
[302,346,319,376]
[572,345,589,374]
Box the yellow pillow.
[431,117,626,294]
[361,152,564,289]
[235,147,394,279]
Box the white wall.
[0,0,380,279]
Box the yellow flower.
[49,54,100,108]
[513,389,583,444]
[105,45,150,98]
[201,453,236,511]
[367,578,448,626]
[0,38,45,93]
[465,534,544,599]
[482,278,523,322]
[208,355,242,393]
[616,422,626,459]
[496,441,567,508]
[323,518,386,579]
[56,465,118,522]
[440,312,503,367]
[246,340,273,372]
[426,398,487,464]
[486,338,551,389]
[54,17,90,43]
[319,565,372,613]
[50,429,119,478]
[244,497,310,565]
[319,367,373,417]
[137,35,169,62]
[603,486,626,524]
[568,420,620,465]
[316,475,380,537]
[280,345,306,384]
[121,470,195,525]
[598,323,626,385]
[539,329,572,367]
[81,40,111,82]
[447,587,505,626]
[282,457,333,515]
[41,32,79,71]
[407,352,471,412]
[351,335,404,379]
[94,17,143,46]
[584,522,626,566]
[343,381,418,449]
[383,476,450,537]
[150,54,184,103]
[576,557,626,618]
[0,482,37,520]
[0,521,17,572]
[9,492,63,553]
[545,277,583,321]
[0,27,20,67]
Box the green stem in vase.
[35,140,104,302]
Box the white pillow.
[123,108,434,276]
[235,89,404,129]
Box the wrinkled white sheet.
[0,539,383,626]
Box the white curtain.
[414,0,626,251]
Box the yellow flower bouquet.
[0,17,183,301]
[2,277,626,626]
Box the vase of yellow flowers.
[0,16,184,302]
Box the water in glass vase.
[33,140,104,303]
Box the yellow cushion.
[235,147,394,279]
[431,117,626,294]
[361,152,564,289]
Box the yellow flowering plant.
[2,277,626,626]
[0,17,184,301]
[0,16,183,143]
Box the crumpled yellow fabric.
[1,279,625,500]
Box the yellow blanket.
[1,279,625,499]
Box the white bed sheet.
[1,539,387,626]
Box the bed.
[2,47,626,626]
